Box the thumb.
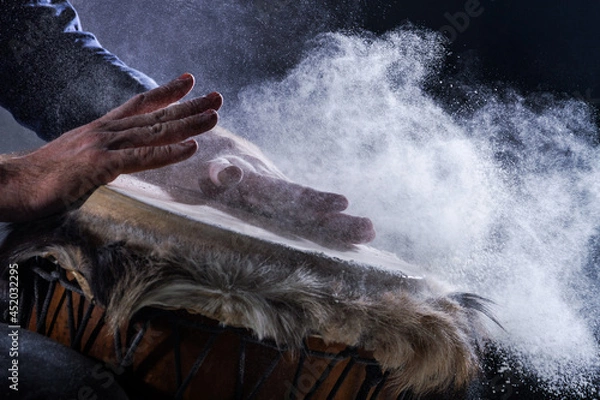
[197,158,244,196]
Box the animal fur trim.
[0,186,492,396]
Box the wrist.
[0,154,16,185]
[0,154,32,222]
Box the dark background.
[363,0,600,99]
[3,0,600,152]
[68,0,600,108]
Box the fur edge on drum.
[0,186,492,396]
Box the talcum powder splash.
[46,2,600,395]
[228,29,600,396]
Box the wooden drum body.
[1,176,490,399]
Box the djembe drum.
[0,176,490,399]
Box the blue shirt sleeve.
[0,1,158,141]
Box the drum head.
[105,175,423,281]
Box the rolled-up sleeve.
[0,0,157,141]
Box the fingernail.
[206,92,221,100]
[217,166,243,187]
[180,139,197,148]
[203,109,218,119]
[176,73,194,82]
[331,194,349,211]
[317,193,348,211]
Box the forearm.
[0,1,157,141]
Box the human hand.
[0,73,221,222]
[140,126,376,246]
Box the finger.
[109,109,218,149]
[296,187,349,213]
[115,139,199,175]
[233,174,374,243]
[317,213,376,244]
[105,92,223,132]
[102,73,196,121]
[238,173,349,217]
